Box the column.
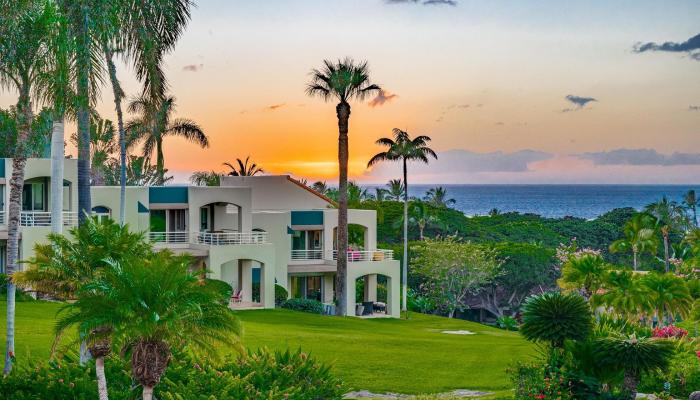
[364,274,377,302]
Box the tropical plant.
[393,202,438,240]
[280,298,324,314]
[126,95,208,184]
[368,129,437,312]
[311,181,329,195]
[189,170,221,186]
[641,272,692,325]
[306,58,381,315]
[610,213,658,271]
[374,187,388,201]
[386,179,405,201]
[646,197,688,272]
[424,186,456,208]
[103,155,170,187]
[595,334,675,399]
[593,270,652,320]
[519,291,593,349]
[71,115,117,185]
[496,316,519,331]
[685,190,698,227]
[557,253,610,299]
[224,156,265,176]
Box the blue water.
[366,185,700,219]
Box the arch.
[345,263,401,318]
[332,223,369,250]
[92,205,112,222]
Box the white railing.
[0,211,4,225]
[194,231,269,245]
[291,249,323,260]
[149,231,189,244]
[20,211,78,227]
[332,249,394,262]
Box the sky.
[2,0,700,184]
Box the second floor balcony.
[20,211,78,227]
[148,231,269,246]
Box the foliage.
[0,106,52,158]
[103,154,171,186]
[609,213,658,270]
[640,350,700,399]
[593,270,652,321]
[280,298,324,314]
[0,274,34,302]
[189,170,221,186]
[423,186,456,208]
[557,253,609,298]
[520,291,593,348]
[275,284,289,306]
[224,156,264,176]
[407,288,436,313]
[412,238,501,318]
[509,362,574,400]
[641,272,693,323]
[651,325,688,339]
[496,316,518,331]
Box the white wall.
[220,175,331,211]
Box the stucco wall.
[91,186,149,232]
[187,187,252,233]
[220,175,331,211]
[251,211,291,288]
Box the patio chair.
[231,289,243,303]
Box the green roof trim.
[137,201,149,213]
[291,210,323,226]
[149,186,188,204]
[287,226,296,234]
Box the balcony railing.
[291,249,323,260]
[0,211,4,225]
[332,249,394,262]
[149,231,189,244]
[193,231,269,245]
[20,211,78,227]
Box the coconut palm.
[126,95,208,184]
[224,156,264,176]
[0,0,53,374]
[557,254,609,299]
[685,190,698,227]
[424,186,456,208]
[593,270,652,320]
[595,334,675,399]
[368,129,437,312]
[609,213,658,271]
[393,202,438,240]
[57,251,241,400]
[311,181,329,195]
[645,197,688,272]
[306,58,380,316]
[386,179,405,201]
[104,155,168,187]
[641,272,692,324]
[71,115,117,185]
[374,187,388,201]
[190,171,221,186]
[520,291,593,349]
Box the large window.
[22,180,46,211]
[290,276,322,302]
[200,207,209,231]
[0,243,5,274]
[168,209,187,231]
[292,230,322,251]
[150,210,166,232]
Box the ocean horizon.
[363,184,700,219]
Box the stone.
[689,391,700,400]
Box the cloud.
[182,64,203,72]
[368,90,399,107]
[561,94,597,112]
[385,0,457,6]
[690,105,700,111]
[633,33,700,61]
[577,148,700,166]
[264,103,286,111]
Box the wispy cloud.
[368,90,399,107]
[385,0,457,6]
[577,148,700,166]
[690,105,700,111]
[633,33,700,61]
[264,103,286,111]
[561,94,597,112]
[182,64,204,72]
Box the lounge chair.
[231,289,242,303]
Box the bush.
[0,273,35,302]
[275,284,288,306]
[496,316,518,331]
[280,298,323,314]
[0,349,345,400]
[640,350,700,399]
[509,362,574,400]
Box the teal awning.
[0,159,5,178]
[291,210,323,226]
[149,186,188,204]
[287,226,296,234]
[137,201,149,213]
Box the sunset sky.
[2,0,700,183]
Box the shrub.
[640,350,700,399]
[509,362,574,400]
[496,316,518,331]
[281,298,323,314]
[407,288,435,313]
[275,284,288,306]
[652,325,688,339]
[520,291,593,348]
[0,273,35,302]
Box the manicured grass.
[0,300,532,395]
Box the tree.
[393,202,438,240]
[645,197,688,272]
[0,0,52,374]
[224,156,264,176]
[592,270,652,321]
[595,334,675,399]
[71,115,117,185]
[311,181,329,195]
[424,186,456,208]
[386,179,405,201]
[127,95,208,184]
[411,238,501,318]
[609,213,658,271]
[557,253,609,299]
[57,251,241,400]
[685,189,698,227]
[520,291,593,349]
[190,171,221,186]
[306,58,380,316]
[641,272,692,324]
[368,129,437,313]
[374,187,388,201]
[104,155,170,187]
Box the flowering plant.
[652,325,688,339]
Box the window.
[22,181,46,211]
[92,206,111,223]
[150,210,166,232]
[168,209,187,231]
[200,207,209,231]
[0,243,5,274]
[311,230,322,250]
[62,181,70,211]
[290,276,322,302]
[292,230,307,251]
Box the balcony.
[148,231,189,244]
[333,249,394,262]
[193,231,269,245]
[20,211,78,227]
[291,249,323,261]
[0,211,4,225]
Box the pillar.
[364,274,377,302]
[240,260,253,302]
[323,274,334,303]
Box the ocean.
[366,184,700,219]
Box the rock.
[689,391,700,400]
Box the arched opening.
[92,205,112,222]
[21,177,72,212]
[221,258,266,309]
[354,274,391,316]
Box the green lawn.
[0,300,532,395]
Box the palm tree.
[593,270,652,320]
[641,272,692,325]
[104,155,168,186]
[190,171,221,186]
[224,156,264,176]
[595,334,675,399]
[57,251,241,400]
[557,254,609,299]
[0,1,52,375]
[520,291,593,350]
[306,58,380,316]
[684,190,698,227]
[368,129,437,312]
[374,187,388,201]
[311,181,329,195]
[609,213,658,271]
[645,197,688,272]
[386,179,405,201]
[424,186,456,208]
[71,115,117,185]
[127,95,208,184]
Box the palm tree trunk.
[663,233,670,273]
[142,386,154,400]
[335,102,350,316]
[4,86,31,375]
[104,47,127,226]
[76,19,91,226]
[402,157,408,313]
[50,115,65,234]
[632,249,638,271]
[95,356,109,400]
[694,205,698,227]
[622,369,639,400]
[156,138,165,184]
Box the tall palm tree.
[127,95,208,184]
[684,189,698,227]
[424,186,456,208]
[57,252,241,400]
[306,58,380,316]
[593,270,652,320]
[374,187,388,201]
[609,213,658,271]
[71,115,117,185]
[645,197,688,272]
[557,254,609,299]
[641,272,692,325]
[386,179,405,201]
[0,0,52,375]
[368,129,437,312]
[224,156,264,176]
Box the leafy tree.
[368,129,437,312]
[424,186,456,208]
[306,58,380,316]
[641,272,692,324]
[224,156,264,176]
[412,238,501,318]
[520,291,593,349]
[592,270,652,321]
[104,155,170,186]
[684,189,698,227]
[557,253,610,299]
[609,213,658,271]
[645,197,688,272]
[189,171,221,186]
